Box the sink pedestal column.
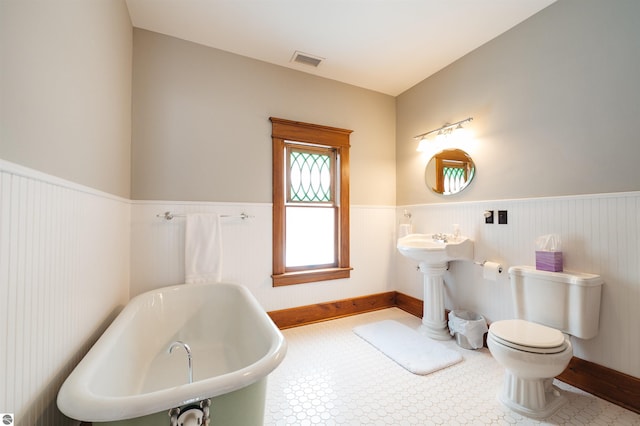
[418,262,451,340]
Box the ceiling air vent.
[291,51,324,68]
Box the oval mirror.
[425,149,475,195]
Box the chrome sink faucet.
[432,233,448,243]
[168,340,193,384]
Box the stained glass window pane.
[443,166,466,194]
[289,150,332,202]
[286,206,335,267]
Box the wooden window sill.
[272,267,352,287]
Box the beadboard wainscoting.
[3,158,638,423]
[130,202,397,312]
[0,160,130,425]
[397,192,640,380]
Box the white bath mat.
[353,320,463,375]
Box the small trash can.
[448,310,488,350]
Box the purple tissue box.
[536,251,563,272]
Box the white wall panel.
[4,159,636,424]
[397,192,640,378]
[0,161,130,424]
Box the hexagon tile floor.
[264,308,640,425]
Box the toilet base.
[498,372,567,419]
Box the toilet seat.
[489,319,567,354]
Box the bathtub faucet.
[168,340,193,384]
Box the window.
[270,117,352,286]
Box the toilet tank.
[509,266,603,339]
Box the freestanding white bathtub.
[57,282,287,425]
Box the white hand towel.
[185,213,222,284]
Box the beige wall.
[3,0,638,205]
[131,29,396,205]
[396,0,640,205]
[0,0,132,198]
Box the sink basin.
[397,233,473,264]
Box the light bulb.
[452,124,469,144]
[416,137,429,152]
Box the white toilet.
[487,266,603,419]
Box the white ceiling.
[126,0,556,96]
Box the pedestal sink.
[397,233,473,340]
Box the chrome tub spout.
[168,341,193,384]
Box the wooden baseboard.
[268,291,396,329]
[268,291,639,414]
[558,357,640,414]
[394,291,424,318]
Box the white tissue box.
[536,251,563,272]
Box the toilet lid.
[490,319,565,349]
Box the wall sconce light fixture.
[415,117,473,151]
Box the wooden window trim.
[270,117,352,287]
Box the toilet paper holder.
[474,260,503,274]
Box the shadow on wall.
[32,306,124,425]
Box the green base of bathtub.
[94,378,267,426]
